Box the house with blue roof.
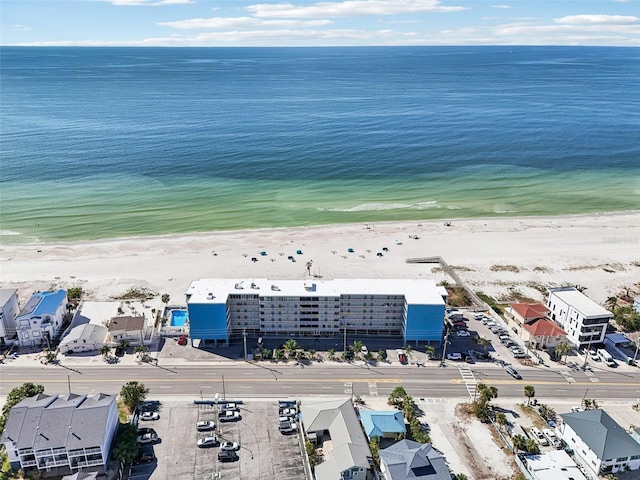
[359,410,406,439]
[16,290,68,347]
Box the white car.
[219,441,240,451]
[587,349,600,361]
[361,345,368,354]
[456,330,470,337]
[197,436,219,448]
[196,420,216,431]
[139,411,159,421]
[542,428,559,447]
[221,403,238,412]
[137,432,157,444]
[530,427,548,446]
[446,352,462,361]
[219,411,241,422]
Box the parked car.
[473,313,485,320]
[280,408,297,417]
[530,427,548,446]
[137,432,158,444]
[197,436,219,448]
[542,428,560,448]
[196,420,216,431]
[219,441,240,451]
[587,349,599,361]
[456,330,470,337]
[221,403,239,412]
[512,351,527,359]
[446,352,463,361]
[505,366,522,379]
[137,427,156,436]
[278,400,297,409]
[219,411,241,422]
[279,422,298,435]
[218,450,238,462]
[139,411,160,421]
[177,335,188,346]
[397,349,407,364]
[361,345,368,354]
[571,406,584,413]
[134,447,156,464]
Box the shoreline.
[2,211,639,308]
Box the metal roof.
[360,410,406,438]
[548,287,612,318]
[560,409,640,460]
[379,440,451,480]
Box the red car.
[177,335,188,346]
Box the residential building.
[505,302,567,350]
[359,410,405,440]
[0,288,19,346]
[301,398,372,480]
[546,287,612,348]
[185,278,446,347]
[15,290,68,347]
[557,409,640,476]
[59,324,107,354]
[379,439,451,480]
[107,315,153,345]
[518,450,587,480]
[1,393,119,476]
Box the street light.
[440,329,451,367]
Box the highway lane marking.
[3,377,404,384]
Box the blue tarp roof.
[360,410,405,438]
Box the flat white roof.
[524,450,587,480]
[548,288,612,318]
[186,278,445,306]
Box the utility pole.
[343,325,347,359]
[243,328,247,361]
[440,329,450,367]
[67,374,71,394]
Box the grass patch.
[532,266,551,273]
[490,264,521,273]
[476,291,503,314]
[451,265,476,272]
[112,287,158,301]
[118,400,130,422]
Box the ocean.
[1,46,639,244]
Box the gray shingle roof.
[560,409,640,460]
[380,440,451,480]
[1,393,115,451]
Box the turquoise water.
[1,46,639,244]
[170,310,188,327]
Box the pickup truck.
[219,410,241,422]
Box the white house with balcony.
[1,288,20,346]
[1,393,119,476]
[16,290,68,347]
[557,409,640,477]
[546,287,612,348]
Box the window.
[616,457,627,462]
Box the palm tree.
[404,344,413,359]
[119,381,149,412]
[554,341,572,363]
[352,340,363,359]
[605,296,618,313]
[524,385,536,406]
[284,339,298,359]
[495,412,508,431]
[424,345,436,359]
[476,383,498,404]
[512,434,527,451]
[524,438,540,454]
[328,348,336,361]
[100,345,112,358]
[473,336,492,352]
[305,260,313,275]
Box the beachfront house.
[107,315,153,346]
[557,409,640,476]
[505,302,568,350]
[0,288,20,346]
[1,393,119,476]
[15,290,68,348]
[185,278,446,347]
[59,324,108,354]
[546,287,612,348]
[379,440,451,480]
[301,398,372,480]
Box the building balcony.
[21,459,37,467]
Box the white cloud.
[5,24,31,31]
[491,4,511,8]
[159,17,332,29]
[246,0,467,18]
[555,15,638,25]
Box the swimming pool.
[170,309,188,327]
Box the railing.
[20,459,37,467]
[77,458,104,467]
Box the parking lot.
[129,399,307,480]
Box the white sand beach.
[2,212,639,307]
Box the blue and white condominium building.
[185,278,447,346]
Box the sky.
[1,0,639,47]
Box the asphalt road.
[2,360,639,402]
